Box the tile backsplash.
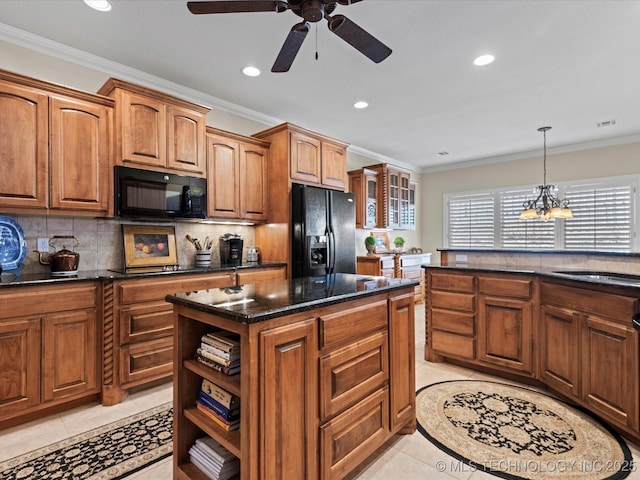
[5,214,256,274]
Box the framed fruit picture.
[122,224,178,270]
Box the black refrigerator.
[291,183,356,278]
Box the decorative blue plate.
[0,216,27,271]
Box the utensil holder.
[195,251,211,268]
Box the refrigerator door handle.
[329,230,336,274]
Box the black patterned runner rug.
[0,402,172,480]
[416,380,634,480]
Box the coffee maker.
[219,233,243,265]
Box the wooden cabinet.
[98,78,209,175]
[206,127,270,222]
[349,164,412,229]
[348,168,378,229]
[426,270,535,376]
[172,286,415,480]
[236,265,287,285]
[357,253,431,303]
[261,319,318,480]
[102,271,236,406]
[540,281,640,434]
[0,282,99,426]
[253,123,348,272]
[477,275,534,373]
[0,70,113,216]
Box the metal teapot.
[34,235,80,276]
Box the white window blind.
[564,183,633,250]
[444,175,637,251]
[501,190,555,249]
[447,193,495,248]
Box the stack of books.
[196,330,241,375]
[196,379,240,432]
[189,436,240,480]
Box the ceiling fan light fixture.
[354,101,368,109]
[83,0,112,12]
[473,54,495,66]
[242,66,261,77]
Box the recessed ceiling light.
[242,66,261,77]
[354,101,368,109]
[473,54,495,66]
[83,0,112,12]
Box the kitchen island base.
[169,275,416,480]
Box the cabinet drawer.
[236,266,286,285]
[431,291,475,312]
[541,282,639,323]
[320,387,390,480]
[319,299,387,350]
[401,267,423,280]
[431,331,475,359]
[119,336,173,386]
[118,272,235,304]
[431,309,474,335]
[119,301,173,344]
[0,283,96,319]
[430,272,474,292]
[319,332,388,420]
[478,276,532,299]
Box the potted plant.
[393,236,405,252]
[364,235,376,256]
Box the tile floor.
[1,303,639,479]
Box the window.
[444,175,637,251]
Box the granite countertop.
[0,262,286,288]
[423,263,640,291]
[166,273,419,324]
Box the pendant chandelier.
[519,126,573,221]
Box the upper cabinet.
[348,168,379,229]
[348,163,413,230]
[0,70,113,216]
[98,78,209,176]
[256,123,348,191]
[206,127,269,222]
[253,123,348,272]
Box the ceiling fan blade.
[327,14,391,63]
[334,0,364,5]
[272,21,310,73]
[187,1,288,15]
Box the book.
[196,353,241,375]
[195,436,237,463]
[202,331,241,354]
[198,391,240,421]
[199,341,240,362]
[196,401,240,431]
[197,347,240,368]
[201,379,240,409]
[189,445,239,480]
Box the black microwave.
[115,166,207,220]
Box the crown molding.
[0,22,281,127]
[421,133,640,174]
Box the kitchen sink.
[552,270,640,286]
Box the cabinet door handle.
[632,312,640,330]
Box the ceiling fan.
[186,0,392,72]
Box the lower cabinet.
[540,281,640,435]
[102,271,236,406]
[0,282,99,426]
[426,270,535,376]
[173,286,416,480]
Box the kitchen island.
[166,273,418,480]
[424,263,640,443]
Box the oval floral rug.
[416,380,634,480]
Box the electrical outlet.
[37,238,50,252]
[455,254,468,263]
